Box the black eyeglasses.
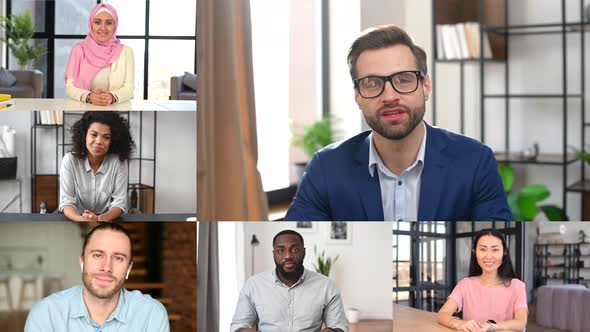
[353,70,423,99]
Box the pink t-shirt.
[448,276,528,322]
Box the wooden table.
[3,98,196,111]
[393,304,454,331]
[349,319,392,332]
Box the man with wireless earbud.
[24,223,170,332]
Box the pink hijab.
[64,4,124,90]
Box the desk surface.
[349,319,392,332]
[4,98,196,111]
[393,304,454,331]
[0,213,195,222]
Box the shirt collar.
[83,156,108,175]
[272,268,307,288]
[69,284,127,324]
[368,121,427,177]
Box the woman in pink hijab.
[65,3,134,106]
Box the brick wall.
[163,223,197,332]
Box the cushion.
[182,72,197,91]
[0,68,16,87]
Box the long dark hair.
[70,111,135,161]
[468,229,518,285]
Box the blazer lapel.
[354,134,384,220]
[418,124,450,221]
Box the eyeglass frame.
[353,70,425,99]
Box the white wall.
[240,222,392,320]
[0,222,82,311]
[154,111,196,213]
[0,111,196,214]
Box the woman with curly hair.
[59,112,135,221]
[437,229,528,332]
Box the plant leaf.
[519,184,550,202]
[540,205,568,221]
[498,163,514,193]
[518,196,539,221]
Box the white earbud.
[125,267,131,280]
[80,262,84,273]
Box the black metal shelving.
[432,0,589,218]
[533,242,590,288]
[30,111,157,213]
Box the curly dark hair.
[468,228,518,286]
[70,112,135,161]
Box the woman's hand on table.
[81,210,99,221]
[88,89,114,106]
[455,319,485,332]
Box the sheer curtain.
[197,0,269,221]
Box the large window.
[250,1,323,192]
[7,0,196,100]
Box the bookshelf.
[30,111,157,214]
[431,0,588,218]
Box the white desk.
[3,98,196,111]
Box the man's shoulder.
[123,288,166,311]
[429,125,488,150]
[29,285,81,313]
[316,131,371,157]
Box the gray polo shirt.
[59,152,128,214]
[230,268,349,332]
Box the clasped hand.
[88,89,114,106]
[455,320,492,332]
[81,210,102,222]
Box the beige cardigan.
[66,45,135,103]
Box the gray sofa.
[170,73,196,100]
[536,284,590,332]
[0,70,44,98]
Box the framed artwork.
[295,221,316,233]
[326,222,352,244]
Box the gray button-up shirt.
[368,122,427,221]
[59,152,128,214]
[230,269,349,332]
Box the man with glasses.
[286,25,511,221]
[230,230,348,332]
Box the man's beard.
[364,101,425,140]
[275,262,305,281]
[82,271,125,300]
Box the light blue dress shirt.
[24,285,169,332]
[368,122,427,221]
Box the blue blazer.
[285,123,513,221]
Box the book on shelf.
[39,111,64,125]
[436,22,493,60]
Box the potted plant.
[291,116,336,182]
[0,10,46,69]
[312,245,339,277]
[499,163,567,221]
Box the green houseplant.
[291,116,336,182]
[0,10,46,69]
[499,163,567,221]
[313,245,339,277]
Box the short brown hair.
[81,223,133,262]
[347,25,427,79]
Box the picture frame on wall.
[326,222,352,244]
[295,221,316,233]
